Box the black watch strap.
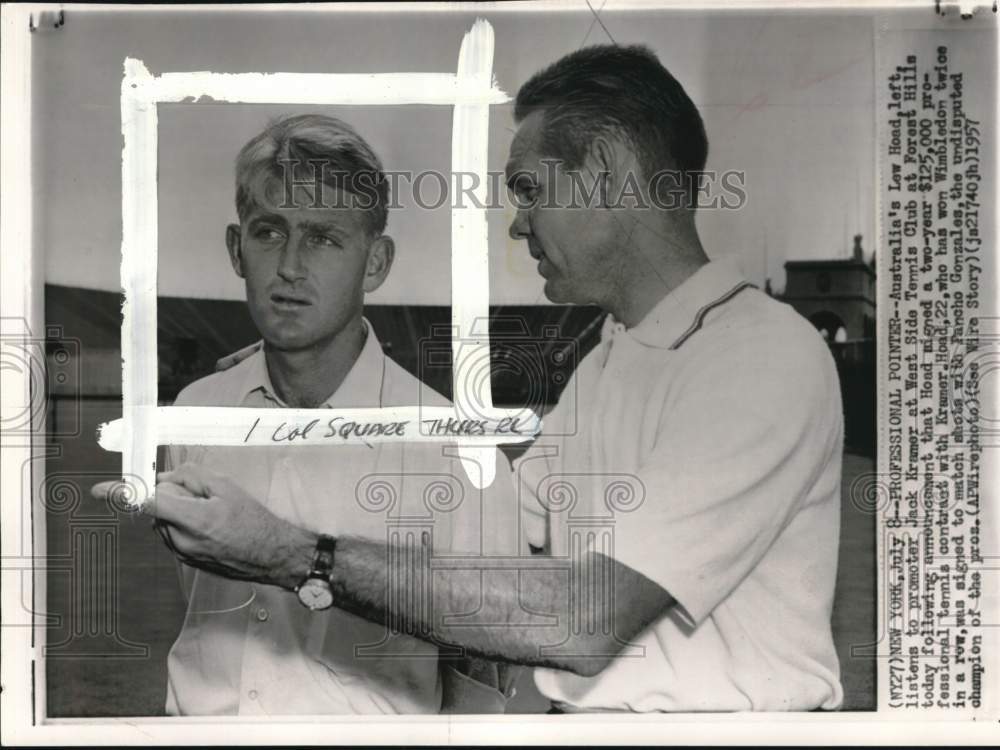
[309,534,336,581]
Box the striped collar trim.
[668,281,755,350]
[619,258,756,350]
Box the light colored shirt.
[515,258,845,712]
[165,322,515,715]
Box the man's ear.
[363,235,395,294]
[585,135,632,208]
[226,224,245,278]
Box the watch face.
[297,578,334,610]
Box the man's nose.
[508,207,531,242]
[276,236,307,282]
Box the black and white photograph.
[0,2,995,745]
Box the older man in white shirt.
[515,255,843,711]
[149,45,844,712]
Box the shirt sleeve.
[609,327,842,627]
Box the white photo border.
[106,19,538,499]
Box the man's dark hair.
[514,45,708,207]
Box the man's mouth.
[528,244,549,273]
[270,292,311,308]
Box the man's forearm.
[276,527,638,676]
[149,466,673,678]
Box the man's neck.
[604,214,709,328]
[263,317,367,408]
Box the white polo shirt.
[165,322,515,715]
[515,257,845,711]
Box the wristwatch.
[296,534,336,611]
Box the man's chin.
[261,330,316,353]
[542,280,565,304]
[542,279,579,305]
[256,314,319,349]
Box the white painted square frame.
[104,19,537,499]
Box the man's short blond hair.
[235,114,389,236]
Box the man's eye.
[511,184,539,207]
[310,234,341,248]
[254,228,284,241]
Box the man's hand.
[148,463,316,590]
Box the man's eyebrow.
[295,219,349,235]
[245,215,347,236]
[247,212,286,227]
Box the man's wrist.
[278,524,321,591]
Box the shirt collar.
[611,256,754,350]
[237,318,386,407]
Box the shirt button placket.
[241,600,269,713]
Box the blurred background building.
[776,234,876,458]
